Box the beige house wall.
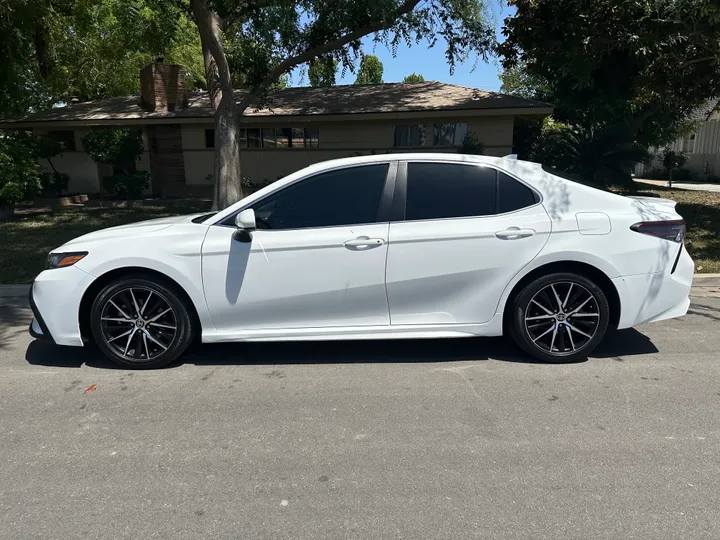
[32,114,519,194]
[179,115,515,186]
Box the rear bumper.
[613,245,694,329]
[28,266,95,347]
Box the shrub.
[670,168,696,182]
[459,133,485,155]
[662,149,687,172]
[82,129,144,173]
[104,171,150,199]
[39,171,70,197]
[0,132,42,206]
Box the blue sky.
[290,1,514,91]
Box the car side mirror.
[232,209,256,243]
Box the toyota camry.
[29,153,693,368]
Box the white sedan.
[29,154,693,368]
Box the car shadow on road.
[25,328,658,369]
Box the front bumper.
[28,265,95,347]
[29,285,54,343]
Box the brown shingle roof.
[1,81,551,124]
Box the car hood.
[59,214,207,249]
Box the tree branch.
[237,0,422,112]
[190,0,235,111]
[225,0,277,26]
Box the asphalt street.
[1,295,719,540]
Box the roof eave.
[0,105,553,129]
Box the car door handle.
[344,236,385,249]
[495,228,535,240]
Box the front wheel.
[90,276,194,369]
[509,272,610,363]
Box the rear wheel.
[90,277,194,369]
[509,272,610,363]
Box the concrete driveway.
[1,294,719,540]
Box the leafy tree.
[82,128,149,198]
[499,0,720,185]
[0,133,42,207]
[402,73,425,83]
[0,0,204,118]
[498,64,550,101]
[355,54,384,84]
[530,118,649,187]
[184,0,494,209]
[308,58,338,87]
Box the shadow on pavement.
[25,328,658,369]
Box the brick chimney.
[140,63,188,112]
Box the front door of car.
[385,161,552,325]
[201,162,396,334]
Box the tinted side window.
[405,163,496,220]
[498,172,538,213]
[252,164,389,230]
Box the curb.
[0,284,30,298]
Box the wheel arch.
[78,267,203,344]
[501,260,621,332]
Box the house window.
[204,129,215,148]
[262,128,278,148]
[48,130,76,151]
[247,128,262,148]
[433,123,467,146]
[393,124,425,147]
[304,127,319,147]
[292,128,305,147]
[682,133,696,154]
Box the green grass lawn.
[0,204,210,284]
[0,188,717,284]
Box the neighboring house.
[0,63,552,198]
[637,100,720,179]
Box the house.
[637,100,720,179]
[0,63,553,198]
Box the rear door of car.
[385,160,552,325]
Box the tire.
[509,272,610,363]
[90,276,194,369]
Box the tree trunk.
[213,105,243,209]
[191,0,244,210]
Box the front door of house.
[147,125,187,197]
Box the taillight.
[630,220,686,243]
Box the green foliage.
[500,0,720,150]
[662,149,688,172]
[355,55,384,84]
[82,129,144,172]
[459,132,485,155]
[0,0,204,118]
[308,58,338,87]
[39,172,70,197]
[531,117,649,187]
[0,133,42,205]
[498,64,551,101]
[402,73,425,83]
[105,171,150,198]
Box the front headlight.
[46,251,88,269]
